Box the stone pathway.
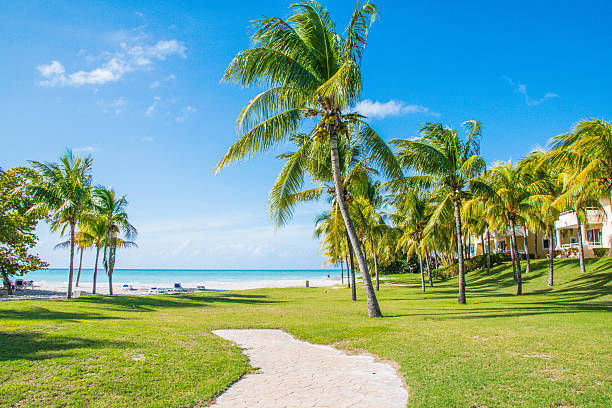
[211,329,408,408]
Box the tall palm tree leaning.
[29,150,93,299]
[214,1,400,317]
[93,186,137,295]
[391,121,487,304]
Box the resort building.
[470,198,612,259]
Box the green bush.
[593,248,610,258]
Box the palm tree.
[77,217,108,294]
[215,2,401,317]
[29,150,93,299]
[391,121,487,304]
[391,188,434,292]
[92,187,137,295]
[552,119,612,204]
[521,150,563,286]
[552,172,605,274]
[486,161,532,295]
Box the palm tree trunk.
[331,132,381,317]
[76,247,84,287]
[510,244,517,282]
[548,225,554,286]
[509,218,522,295]
[340,257,344,285]
[523,226,531,274]
[485,230,491,275]
[93,245,100,294]
[1,266,13,295]
[577,218,586,274]
[427,254,433,287]
[108,243,116,295]
[346,232,356,300]
[453,198,466,304]
[67,222,76,299]
[345,255,350,288]
[419,255,425,293]
[374,253,379,291]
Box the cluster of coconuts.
[314,114,347,143]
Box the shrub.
[593,248,610,258]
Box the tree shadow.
[0,331,130,362]
[387,258,611,320]
[72,292,280,312]
[0,307,125,322]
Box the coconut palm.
[462,196,491,275]
[352,179,387,291]
[552,119,612,204]
[486,161,532,295]
[391,188,434,292]
[29,150,93,299]
[77,217,108,294]
[391,121,487,304]
[92,186,137,295]
[521,150,563,286]
[552,172,605,274]
[215,1,401,317]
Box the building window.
[570,237,578,245]
[587,228,602,245]
[499,241,507,252]
[543,238,551,251]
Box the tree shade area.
[0,258,610,407]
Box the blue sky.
[1,0,610,269]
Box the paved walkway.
[211,329,408,408]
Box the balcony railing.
[559,243,579,249]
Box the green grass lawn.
[1,258,610,407]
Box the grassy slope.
[0,258,610,407]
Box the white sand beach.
[1,278,340,301]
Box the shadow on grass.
[387,258,611,320]
[71,292,281,312]
[1,307,125,322]
[0,331,130,362]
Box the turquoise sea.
[26,268,339,285]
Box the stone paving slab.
[211,329,408,408]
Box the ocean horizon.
[25,268,341,285]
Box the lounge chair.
[14,279,26,291]
[174,283,183,291]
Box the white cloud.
[502,76,559,106]
[176,105,196,123]
[142,136,155,142]
[150,80,160,88]
[37,39,186,87]
[145,96,161,117]
[99,96,128,114]
[354,99,440,119]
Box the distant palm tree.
[391,189,434,292]
[215,2,400,317]
[93,187,137,295]
[29,150,93,299]
[391,121,487,304]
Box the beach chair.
[14,279,26,291]
[174,283,183,291]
